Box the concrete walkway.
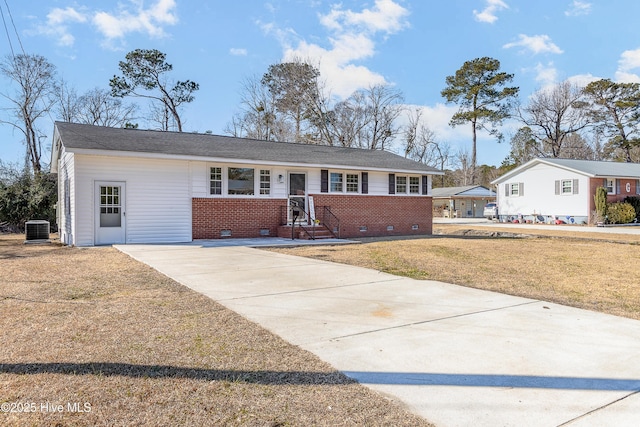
[117,241,640,427]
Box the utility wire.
[0,0,25,58]
[0,2,15,58]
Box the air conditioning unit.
[25,220,50,242]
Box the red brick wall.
[311,194,433,237]
[192,198,286,239]
[192,195,433,239]
[588,178,639,223]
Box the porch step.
[298,227,335,240]
[277,225,335,240]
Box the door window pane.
[99,186,122,227]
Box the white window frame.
[259,169,271,195]
[330,172,344,192]
[395,175,422,195]
[409,176,420,194]
[396,176,407,194]
[606,178,616,195]
[210,166,222,195]
[510,182,520,197]
[209,165,272,197]
[346,173,359,193]
[561,179,573,194]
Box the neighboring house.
[51,122,441,246]
[492,158,640,224]
[431,185,496,218]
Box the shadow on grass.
[0,362,355,385]
[3,363,640,391]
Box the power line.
[0,0,25,58]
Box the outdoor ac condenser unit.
[25,220,50,241]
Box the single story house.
[51,122,441,246]
[491,158,640,224]
[431,185,496,218]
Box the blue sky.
[1,0,640,168]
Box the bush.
[0,169,57,231]
[623,196,640,221]
[606,202,636,224]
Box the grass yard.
[271,224,640,321]
[0,234,432,427]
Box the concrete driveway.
[117,242,640,427]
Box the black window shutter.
[422,175,428,195]
[389,174,395,194]
[321,169,328,193]
[361,172,368,194]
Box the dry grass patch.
[271,227,640,320]
[0,234,432,426]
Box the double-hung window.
[210,167,222,195]
[346,173,359,193]
[409,176,420,194]
[562,180,573,194]
[605,178,616,195]
[396,176,407,193]
[330,172,343,192]
[259,170,271,195]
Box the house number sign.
[626,182,631,193]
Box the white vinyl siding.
[497,163,589,219]
[73,155,192,246]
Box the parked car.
[483,203,498,219]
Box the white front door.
[95,182,126,245]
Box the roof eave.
[66,147,443,175]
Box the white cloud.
[92,0,178,43]
[270,0,410,99]
[533,62,558,86]
[503,34,563,55]
[230,48,248,56]
[615,48,640,82]
[473,0,509,24]
[31,7,88,47]
[565,1,592,17]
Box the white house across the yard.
[492,158,640,224]
[51,122,441,246]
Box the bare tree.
[403,108,450,170]
[56,85,137,128]
[453,147,474,186]
[0,54,57,172]
[356,84,404,150]
[517,80,589,158]
[261,60,320,143]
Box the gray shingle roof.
[492,157,640,184]
[431,185,495,198]
[54,122,440,174]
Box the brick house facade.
[53,122,440,246]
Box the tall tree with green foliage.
[441,57,519,184]
[109,49,199,132]
[582,79,640,162]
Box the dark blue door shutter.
[389,174,395,194]
[321,169,328,193]
[361,172,368,194]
